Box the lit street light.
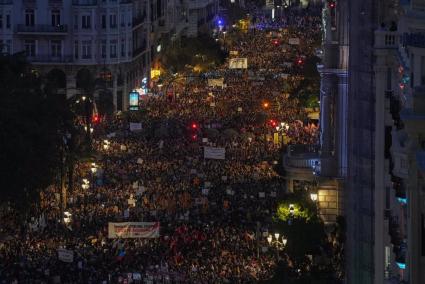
[267,233,288,258]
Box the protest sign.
[204,146,225,160]
[57,248,74,263]
[229,58,248,69]
[108,222,160,238]
[129,122,142,132]
[288,38,300,45]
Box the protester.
[0,7,321,283]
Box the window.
[400,158,407,169]
[82,15,91,29]
[110,40,117,58]
[128,38,131,56]
[121,39,125,57]
[82,40,91,59]
[101,15,106,29]
[25,9,35,27]
[101,40,106,58]
[74,40,79,59]
[0,15,3,29]
[110,14,117,29]
[121,13,125,27]
[421,56,425,85]
[24,40,36,57]
[74,15,78,30]
[51,40,62,57]
[6,14,10,29]
[51,10,61,27]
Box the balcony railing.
[72,0,97,5]
[28,55,74,63]
[375,30,399,49]
[16,24,68,34]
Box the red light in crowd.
[269,120,277,127]
[92,114,100,123]
[191,123,198,129]
[297,58,303,65]
[272,39,279,45]
[329,1,336,8]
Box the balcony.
[188,0,210,9]
[28,55,74,64]
[72,0,97,5]
[375,30,399,49]
[16,24,68,35]
[283,144,319,181]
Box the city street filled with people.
[0,6,324,284]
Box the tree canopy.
[0,53,75,208]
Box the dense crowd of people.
[0,6,322,284]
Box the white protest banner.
[120,145,127,151]
[108,222,160,238]
[208,78,224,88]
[229,58,248,69]
[57,248,74,263]
[288,38,300,45]
[129,122,142,132]
[202,138,208,143]
[204,146,225,160]
[259,192,265,198]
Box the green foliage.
[275,191,316,222]
[0,53,75,209]
[161,35,226,73]
[274,191,325,261]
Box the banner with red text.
[108,222,160,238]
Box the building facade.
[315,0,425,283]
[0,0,218,110]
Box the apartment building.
[0,0,218,111]
[0,0,151,111]
[319,0,425,283]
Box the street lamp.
[289,204,295,215]
[310,193,318,202]
[267,233,287,258]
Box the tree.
[0,53,75,210]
